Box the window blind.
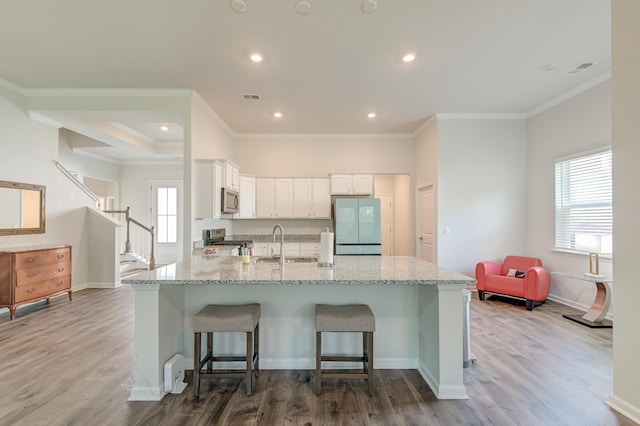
[555,149,612,252]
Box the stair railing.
[104,207,156,270]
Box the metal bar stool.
[192,303,260,397]
[314,304,375,396]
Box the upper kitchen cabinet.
[238,175,256,219]
[330,173,374,195]
[294,178,331,218]
[256,178,294,218]
[223,160,240,191]
[194,160,223,219]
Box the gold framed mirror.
[0,180,46,236]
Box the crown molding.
[413,114,438,135]
[22,87,192,98]
[435,113,527,120]
[0,77,25,95]
[191,91,235,136]
[233,132,414,141]
[526,71,611,118]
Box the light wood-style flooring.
[0,286,635,426]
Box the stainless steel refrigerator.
[334,197,382,255]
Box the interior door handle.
[418,237,424,240]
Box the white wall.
[436,116,528,276]
[0,85,97,294]
[234,134,414,176]
[526,81,612,311]
[609,0,640,421]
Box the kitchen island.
[123,255,475,401]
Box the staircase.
[120,253,150,278]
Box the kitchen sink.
[254,256,318,264]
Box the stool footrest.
[321,355,368,362]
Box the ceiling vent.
[241,94,261,100]
[565,62,595,75]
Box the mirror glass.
[0,180,45,235]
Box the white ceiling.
[0,0,610,162]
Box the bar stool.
[314,304,375,396]
[192,303,260,397]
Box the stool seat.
[193,303,260,398]
[193,303,260,332]
[315,304,375,332]
[314,304,375,396]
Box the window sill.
[549,248,612,261]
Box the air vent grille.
[241,94,261,100]
[565,62,595,75]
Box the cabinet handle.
[55,280,64,287]
[26,287,37,294]
[28,257,37,263]
[57,254,65,259]
[27,272,39,278]
[58,267,65,273]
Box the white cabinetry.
[274,178,294,218]
[294,178,331,219]
[256,178,294,218]
[194,160,223,218]
[330,173,374,195]
[239,175,256,219]
[223,160,240,191]
[299,242,321,257]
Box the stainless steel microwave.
[221,187,239,214]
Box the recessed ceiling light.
[402,53,416,63]
[295,0,312,15]
[367,112,376,119]
[230,0,247,13]
[250,53,263,63]
[160,125,169,132]
[273,112,283,118]
[361,0,377,13]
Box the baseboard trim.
[86,281,122,289]
[127,385,165,402]
[547,293,614,321]
[418,361,468,400]
[606,393,640,424]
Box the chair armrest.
[524,266,551,301]
[476,261,503,290]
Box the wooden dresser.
[0,244,72,320]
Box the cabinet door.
[352,174,374,195]
[299,243,321,257]
[223,161,240,190]
[213,162,223,218]
[239,175,256,218]
[294,178,313,218]
[274,178,294,218]
[330,174,353,195]
[312,178,331,218]
[256,178,275,218]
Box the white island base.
[125,256,474,402]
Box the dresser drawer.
[14,280,51,302]
[48,275,71,293]
[16,248,71,269]
[16,262,71,286]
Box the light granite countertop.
[123,255,476,286]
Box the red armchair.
[475,256,550,310]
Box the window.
[156,186,177,243]
[555,148,612,253]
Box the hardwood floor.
[0,286,636,426]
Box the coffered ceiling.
[0,1,610,162]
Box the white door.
[378,194,393,256]
[420,187,435,263]
[150,180,183,265]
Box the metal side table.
[551,272,612,328]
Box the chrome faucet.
[272,224,285,265]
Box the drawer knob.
[27,272,39,278]
[26,287,36,294]
[58,267,65,273]
[28,257,37,263]
[57,254,65,259]
[56,280,64,287]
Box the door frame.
[417,184,437,264]
[150,179,184,264]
